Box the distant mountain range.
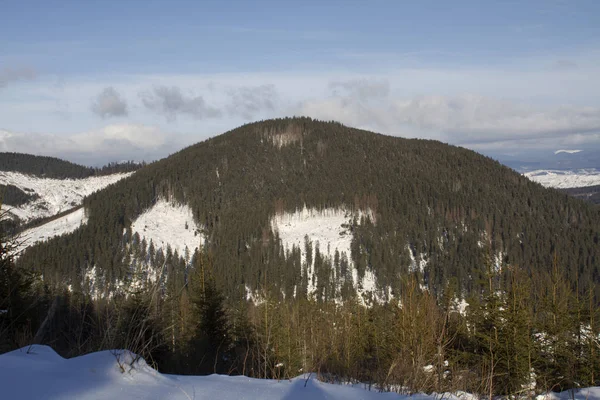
[496,148,600,172]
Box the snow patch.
[271,207,363,266]
[18,207,88,252]
[524,169,600,189]
[0,171,133,222]
[407,245,428,273]
[271,207,386,303]
[131,199,203,256]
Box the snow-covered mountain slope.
[18,207,87,253]
[1,345,598,400]
[524,169,600,189]
[0,171,134,222]
[131,199,203,256]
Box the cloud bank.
[0,124,193,166]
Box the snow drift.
[0,345,598,400]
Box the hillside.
[561,184,600,205]
[0,152,96,179]
[0,152,141,179]
[7,118,600,395]
[18,118,600,299]
[0,170,134,224]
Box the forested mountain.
[0,153,139,228]
[6,118,600,396]
[0,152,142,179]
[18,118,600,299]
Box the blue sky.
[1,0,599,165]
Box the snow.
[524,169,600,189]
[131,199,203,256]
[1,345,598,400]
[0,171,133,222]
[271,207,361,267]
[554,149,582,155]
[17,207,87,252]
[270,207,387,303]
[407,245,428,273]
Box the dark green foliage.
[0,184,39,207]
[0,212,43,352]
[561,184,600,205]
[186,250,233,374]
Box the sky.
[1,0,599,166]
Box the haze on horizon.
[1,0,599,166]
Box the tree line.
[0,152,143,179]
[3,228,598,396]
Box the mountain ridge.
[16,117,600,301]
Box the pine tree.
[189,249,232,374]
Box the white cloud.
[1,47,600,160]
[0,124,193,166]
[91,87,128,118]
[296,92,600,151]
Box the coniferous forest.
[2,118,599,397]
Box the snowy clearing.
[1,345,598,400]
[18,207,87,252]
[271,207,364,265]
[131,199,203,256]
[524,169,600,189]
[0,171,133,222]
[270,207,384,302]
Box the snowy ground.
[524,169,600,189]
[1,346,598,400]
[0,171,134,222]
[18,207,87,253]
[271,207,360,265]
[131,199,203,256]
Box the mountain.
[524,168,600,189]
[560,184,600,205]
[7,118,600,395]
[17,118,600,301]
[0,152,141,179]
[0,153,139,249]
[0,169,134,224]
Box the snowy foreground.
[1,346,598,400]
